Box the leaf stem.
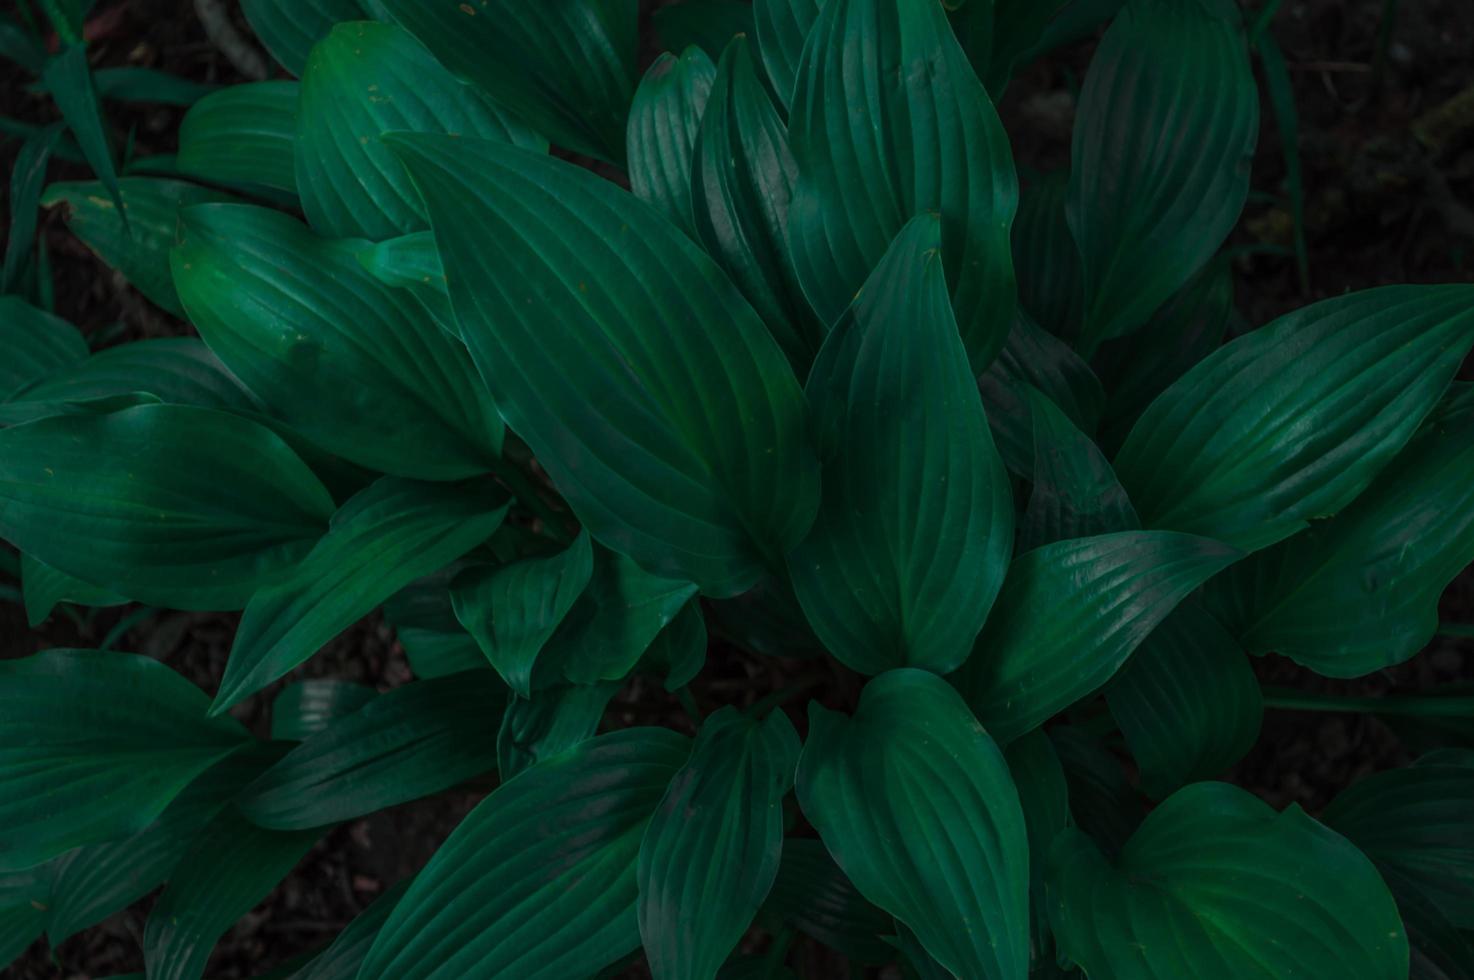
[1261,686,1474,718]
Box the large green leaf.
[1047,782,1409,979]
[1115,285,1474,552]
[42,177,235,316]
[692,36,821,373]
[450,531,594,696]
[763,838,895,964]
[1202,385,1474,678]
[0,404,333,610]
[953,531,1240,744]
[378,0,639,163]
[297,20,542,241]
[798,669,1029,979]
[387,134,818,596]
[214,476,509,710]
[751,0,822,111]
[0,650,246,871]
[638,708,800,980]
[627,46,716,236]
[240,0,368,76]
[360,728,690,980]
[239,671,502,829]
[789,216,1011,675]
[173,203,504,479]
[1105,603,1262,800]
[42,44,123,219]
[788,0,1017,372]
[0,296,87,403]
[176,81,300,203]
[1067,0,1258,352]
[1011,172,1083,342]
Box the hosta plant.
[2,0,1472,978]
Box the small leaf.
[0,650,246,871]
[240,0,369,76]
[360,728,690,980]
[42,44,124,221]
[751,0,823,110]
[497,681,619,780]
[627,46,716,235]
[953,531,1240,744]
[797,669,1030,979]
[269,680,378,741]
[764,838,895,965]
[176,81,300,204]
[0,295,87,403]
[353,232,459,338]
[1115,285,1474,552]
[789,216,1012,675]
[639,708,800,980]
[215,476,509,711]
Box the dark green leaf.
[173,202,504,479]
[360,728,690,980]
[42,44,124,221]
[497,681,619,780]
[0,650,246,871]
[0,15,46,73]
[176,81,300,204]
[1012,172,1083,342]
[639,600,708,692]
[639,708,799,980]
[20,552,126,626]
[984,0,1123,93]
[764,838,895,965]
[87,66,217,105]
[352,232,458,337]
[789,0,1017,372]
[954,531,1239,744]
[215,476,509,711]
[1048,726,1143,857]
[240,0,368,76]
[1047,782,1409,979]
[798,669,1029,979]
[751,0,821,111]
[2,122,65,293]
[288,880,409,980]
[653,0,755,60]
[383,564,488,679]
[269,680,378,741]
[0,295,87,403]
[378,0,639,163]
[627,46,716,236]
[706,571,827,660]
[387,134,818,595]
[1005,730,1070,965]
[790,216,1011,675]
[1068,0,1257,352]
[0,404,333,610]
[0,866,51,966]
[1115,285,1474,552]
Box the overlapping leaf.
[240,0,369,76]
[751,0,822,111]
[0,295,87,403]
[176,81,301,203]
[497,681,619,780]
[764,838,895,964]
[627,46,715,235]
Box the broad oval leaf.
[173,202,504,479]
[953,530,1241,744]
[1115,285,1474,552]
[360,727,690,980]
[789,216,1012,675]
[270,679,378,741]
[627,46,716,236]
[387,133,819,596]
[214,476,509,710]
[638,708,800,980]
[176,81,301,204]
[797,669,1030,979]
[297,20,543,242]
[240,0,368,76]
[1068,0,1258,352]
[0,650,246,871]
[0,295,87,403]
[751,0,822,111]
[789,0,1018,372]
[1047,782,1409,979]
[0,404,333,610]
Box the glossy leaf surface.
[627,46,715,235]
[176,81,300,203]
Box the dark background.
[1,0,1472,976]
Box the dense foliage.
[1,0,1472,977]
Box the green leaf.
[984,0,1123,93]
[789,216,1012,675]
[0,650,246,871]
[751,0,822,111]
[798,669,1030,979]
[0,15,46,73]
[239,671,502,829]
[360,728,690,980]
[1004,730,1070,965]
[144,805,324,980]
[173,202,504,479]
[386,134,819,595]
[240,0,368,76]
[0,295,87,403]
[789,0,1017,372]
[0,404,333,610]
[383,566,489,679]
[176,81,300,204]
[1203,385,1474,677]
[378,0,638,163]
[86,66,218,106]
[653,0,755,60]
[2,122,65,294]
[1105,603,1262,799]
[42,44,124,221]
[41,177,235,316]
[269,679,378,741]
[764,838,895,964]
[1047,782,1409,979]
[1068,0,1258,352]
[1115,285,1474,552]
[639,600,708,692]
[627,47,715,236]
[20,552,126,626]
[0,866,52,967]
[450,531,594,696]
[1012,172,1083,342]
[1048,726,1144,857]
[353,232,458,337]
[692,35,823,375]
[497,681,619,780]
[288,880,409,980]
[215,476,509,711]
[706,571,827,660]
[297,20,542,241]
[953,531,1240,744]
[638,708,800,980]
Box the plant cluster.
[0,0,1471,978]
